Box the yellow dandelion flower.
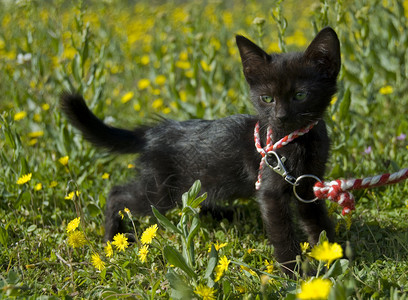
[152,88,161,95]
[34,183,42,191]
[28,139,38,146]
[240,265,258,277]
[101,173,110,179]
[214,255,230,282]
[200,60,212,72]
[214,267,223,282]
[152,98,163,110]
[286,30,308,47]
[179,90,187,102]
[210,37,221,50]
[140,224,158,245]
[264,259,274,273]
[28,131,44,138]
[175,60,191,70]
[297,278,332,300]
[208,241,227,252]
[112,233,129,252]
[58,156,69,166]
[310,241,343,267]
[133,103,141,111]
[128,163,135,168]
[301,242,310,253]
[155,74,166,86]
[247,248,255,254]
[67,231,87,248]
[140,55,150,65]
[65,190,80,200]
[162,107,171,114]
[379,85,394,95]
[267,42,282,53]
[91,253,105,271]
[17,173,32,185]
[33,113,41,123]
[179,51,188,61]
[49,181,58,188]
[121,91,134,104]
[104,241,113,258]
[194,284,216,300]
[138,78,150,90]
[138,244,149,263]
[118,210,124,220]
[185,70,194,78]
[227,88,237,100]
[124,207,132,218]
[66,217,80,233]
[14,111,27,121]
[41,103,50,111]
[218,255,230,271]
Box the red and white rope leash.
[254,121,408,215]
[313,168,408,215]
[254,121,318,190]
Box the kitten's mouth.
[270,117,319,138]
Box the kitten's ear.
[304,27,341,78]
[236,35,271,84]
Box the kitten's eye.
[294,92,307,101]
[260,95,274,103]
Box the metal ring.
[293,174,322,203]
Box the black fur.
[60,27,340,274]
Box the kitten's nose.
[277,114,288,122]
[276,110,289,122]
[275,102,289,122]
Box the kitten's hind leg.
[104,181,175,241]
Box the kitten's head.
[236,27,340,135]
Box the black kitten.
[60,27,340,273]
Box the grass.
[1,0,408,298]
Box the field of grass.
[1,0,408,298]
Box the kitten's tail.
[60,93,146,154]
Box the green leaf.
[182,180,202,207]
[223,280,232,296]
[152,206,182,235]
[204,244,218,279]
[72,53,82,83]
[166,270,195,299]
[87,203,101,217]
[7,270,19,284]
[150,279,162,300]
[318,230,328,244]
[186,216,201,247]
[163,246,196,279]
[338,87,351,121]
[27,224,37,233]
[189,193,208,209]
[0,225,8,247]
[328,281,348,300]
[324,259,350,279]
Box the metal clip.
[264,151,297,186]
[264,151,322,203]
